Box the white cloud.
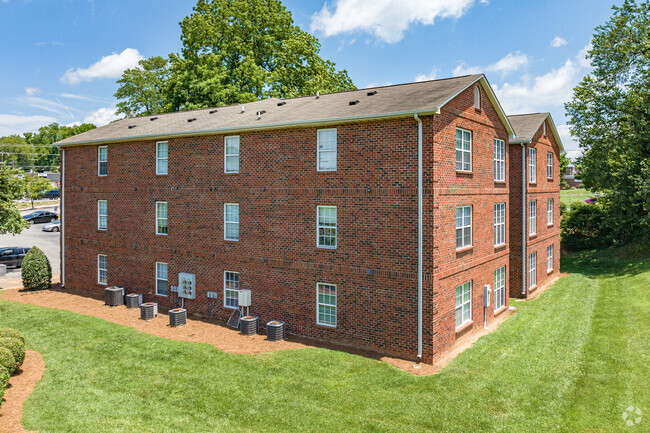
[61,48,143,85]
[17,96,77,119]
[35,41,64,47]
[0,114,57,136]
[551,36,567,48]
[83,107,119,126]
[65,121,82,127]
[453,51,529,77]
[576,42,592,68]
[25,87,40,96]
[311,0,475,44]
[415,68,438,82]
[557,124,581,157]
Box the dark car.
[23,210,58,224]
[42,189,60,199]
[0,247,30,268]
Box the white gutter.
[521,144,526,295]
[414,113,423,360]
[61,149,65,287]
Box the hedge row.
[0,328,26,406]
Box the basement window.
[97,254,107,285]
[455,281,472,328]
[494,267,506,311]
[156,262,168,296]
[224,271,240,309]
[317,283,337,327]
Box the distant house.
[564,164,583,188]
[56,74,562,363]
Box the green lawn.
[0,244,648,432]
[561,188,593,208]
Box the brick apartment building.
[56,74,562,363]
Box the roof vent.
[367,90,377,96]
[150,117,158,121]
[187,118,197,122]
[349,100,360,106]
[128,125,137,129]
[256,110,266,120]
[316,91,320,99]
[277,101,286,106]
[240,106,245,113]
[209,109,218,114]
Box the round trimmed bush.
[0,337,25,367]
[0,328,25,343]
[21,246,52,291]
[0,365,9,404]
[0,347,16,375]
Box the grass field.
[560,188,593,208]
[0,244,648,432]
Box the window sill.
[456,170,473,175]
[547,223,554,228]
[494,306,508,317]
[529,182,537,185]
[156,233,168,236]
[155,293,168,298]
[97,229,107,232]
[547,268,554,275]
[494,243,507,251]
[316,323,337,329]
[156,173,168,176]
[456,246,473,254]
[528,284,537,293]
[224,239,239,242]
[317,169,337,173]
[494,180,507,184]
[455,320,473,335]
[529,233,537,239]
[98,282,107,286]
[317,246,337,250]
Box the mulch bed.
[0,350,45,433]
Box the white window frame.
[455,128,472,172]
[455,281,472,329]
[456,205,472,250]
[494,202,506,246]
[97,254,107,285]
[529,252,537,288]
[317,205,337,249]
[156,262,168,297]
[97,200,107,231]
[528,147,537,183]
[317,128,337,172]
[317,282,337,327]
[98,146,107,176]
[547,245,554,271]
[156,201,168,236]
[223,271,239,309]
[494,266,506,312]
[529,200,537,236]
[547,152,553,179]
[494,138,505,181]
[224,136,240,173]
[156,141,168,175]
[224,203,239,241]
[474,86,481,110]
[547,198,554,226]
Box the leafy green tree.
[114,57,171,117]
[21,246,52,291]
[565,0,650,242]
[24,175,53,209]
[0,166,28,235]
[559,153,571,189]
[24,123,96,172]
[0,135,31,169]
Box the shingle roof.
[507,112,564,151]
[57,74,513,146]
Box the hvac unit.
[125,293,141,308]
[104,286,125,306]
[169,308,187,327]
[140,302,158,321]
[240,316,258,336]
[266,321,285,341]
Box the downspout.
[521,144,526,295]
[61,148,65,287]
[414,114,423,360]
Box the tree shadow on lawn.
[561,238,650,278]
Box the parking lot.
[0,204,61,288]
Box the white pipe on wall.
[414,113,423,360]
[521,144,526,295]
[61,148,65,287]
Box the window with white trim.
[98,200,107,230]
[156,141,168,175]
[97,254,107,285]
[547,152,553,179]
[224,203,239,241]
[456,205,472,249]
[456,128,472,171]
[494,138,505,181]
[474,86,481,110]
[225,136,240,173]
[547,198,554,225]
[156,262,168,296]
[529,200,537,235]
[224,271,239,309]
[98,146,107,176]
[529,252,537,288]
[317,129,337,171]
[547,245,554,271]
[317,283,337,327]
[494,266,506,311]
[317,206,337,248]
[528,147,537,183]
[156,202,167,235]
[494,202,506,246]
[455,281,472,328]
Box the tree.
[24,123,96,172]
[565,0,650,242]
[559,153,571,189]
[23,175,52,209]
[114,57,171,117]
[0,166,28,235]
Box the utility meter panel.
[178,273,196,299]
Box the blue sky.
[0,0,621,157]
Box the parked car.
[0,247,31,268]
[584,197,598,204]
[42,220,61,232]
[23,210,58,224]
[42,189,60,199]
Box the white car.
[42,220,61,232]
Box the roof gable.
[507,112,564,151]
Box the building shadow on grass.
[561,239,650,279]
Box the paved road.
[0,205,61,288]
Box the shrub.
[0,365,9,404]
[0,328,25,343]
[0,347,16,375]
[0,337,25,367]
[561,202,614,250]
[21,246,52,291]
